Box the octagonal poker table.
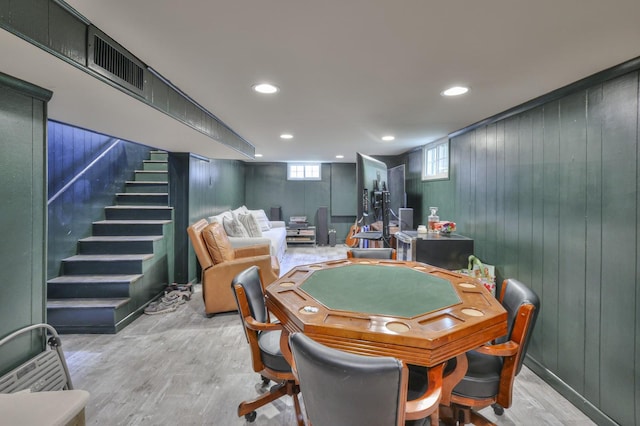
[265,258,507,368]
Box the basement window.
[288,163,321,180]
[422,138,449,181]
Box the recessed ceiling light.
[255,153,263,158]
[252,83,279,94]
[441,86,469,97]
[381,135,395,141]
[336,155,344,159]
[280,133,293,139]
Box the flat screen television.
[356,153,407,227]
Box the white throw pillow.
[232,206,249,216]
[238,213,262,238]
[249,209,271,231]
[223,216,249,237]
[208,210,233,225]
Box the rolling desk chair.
[289,332,442,426]
[231,266,303,424]
[347,247,397,260]
[439,278,540,425]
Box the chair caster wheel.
[261,375,270,385]
[245,411,257,422]
[492,403,504,416]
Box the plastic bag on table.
[456,255,496,296]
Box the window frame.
[422,138,450,181]
[287,162,322,181]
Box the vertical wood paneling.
[32,99,46,321]
[0,76,49,375]
[475,127,487,260]
[495,121,506,283]
[557,91,587,393]
[517,111,534,288]
[456,132,474,235]
[636,75,640,426]
[541,101,561,371]
[502,117,519,279]
[245,163,331,236]
[330,163,356,216]
[599,74,637,426]
[584,84,603,405]
[406,150,424,221]
[178,155,246,282]
[484,124,498,264]
[529,107,545,359]
[442,70,639,424]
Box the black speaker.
[270,206,281,221]
[398,208,413,231]
[316,206,328,245]
[382,191,390,241]
[329,229,336,247]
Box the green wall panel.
[406,69,640,425]
[557,91,588,394]
[245,162,355,242]
[598,74,637,426]
[0,73,50,375]
[47,1,86,65]
[541,101,561,372]
[584,84,603,404]
[170,153,245,283]
[330,163,356,216]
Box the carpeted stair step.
[104,206,173,220]
[92,219,171,236]
[61,254,154,275]
[115,193,168,206]
[77,235,164,254]
[124,181,168,193]
[134,170,167,182]
[47,298,132,334]
[47,274,144,298]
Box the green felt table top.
[299,264,461,318]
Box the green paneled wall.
[0,72,51,375]
[177,159,357,281]
[404,70,639,426]
[330,163,356,216]
[170,153,246,283]
[245,162,356,242]
[245,162,321,220]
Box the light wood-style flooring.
[62,245,595,425]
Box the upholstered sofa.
[187,219,280,316]
[208,206,287,262]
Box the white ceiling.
[3,1,640,163]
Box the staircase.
[47,151,174,334]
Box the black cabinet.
[396,232,474,270]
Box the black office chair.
[347,247,397,260]
[289,332,442,426]
[440,278,540,425]
[231,266,303,424]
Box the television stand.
[286,226,316,246]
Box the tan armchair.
[187,219,280,316]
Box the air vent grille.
[93,35,144,91]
